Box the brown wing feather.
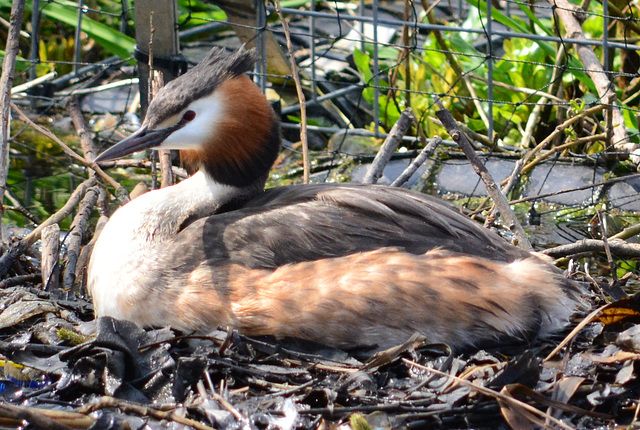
[179,183,531,270]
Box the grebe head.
[96,47,281,188]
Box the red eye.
[182,110,196,121]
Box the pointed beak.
[95,124,176,162]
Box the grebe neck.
[113,170,261,244]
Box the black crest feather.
[145,47,257,127]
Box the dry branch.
[509,172,640,205]
[11,102,125,197]
[41,223,61,291]
[0,177,97,278]
[550,0,635,156]
[363,108,416,184]
[67,96,99,162]
[0,404,83,430]
[274,0,310,183]
[391,135,441,187]
[79,396,215,430]
[403,360,576,430]
[521,103,605,175]
[0,0,26,244]
[542,239,640,259]
[63,186,100,289]
[435,102,532,250]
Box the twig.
[610,222,640,241]
[274,0,310,183]
[99,159,188,178]
[435,101,532,250]
[403,359,576,430]
[550,0,635,155]
[519,46,567,148]
[78,396,215,430]
[54,78,138,97]
[0,273,40,288]
[41,223,61,291]
[502,159,524,197]
[420,0,493,140]
[363,108,416,184]
[485,158,525,228]
[67,96,99,162]
[4,188,40,223]
[10,102,124,193]
[149,69,173,188]
[0,176,97,278]
[75,213,108,293]
[542,239,640,259]
[526,131,607,172]
[10,72,57,97]
[202,373,249,424]
[391,135,441,187]
[520,104,605,175]
[597,209,617,287]
[63,186,100,289]
[544,303,609,362]
[0,403,91,430]
[509,172,640,205]
[0,0,26,244]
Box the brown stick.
[67,96,99,162]
[391,135,441,187]
[63,186,100,289]
[597,209,617,286]
[0,177,98,278]
[10,102,125,196]
[550,0,635,155]
[0,0,26,244]
[78,396,215,430]
[0,403,90,430]
[363,108,416,184]
[520,104,605,175]
[149,70,174,188]
[435,102,532,250]
[509,172,640,205]
[274,0,310,183]
[41,223,61,291]
[542,239,640,259]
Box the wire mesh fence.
[5,0,640,239]
[6,3,640,427]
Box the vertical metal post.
[359,0,365,52]
[255,0,267,93]
[310,0,317,103]
[372,0,380,138]
[29,0,40,80]
[602,0,609,74]
[74,0,84,75]
[485,0,494,143]
[120,0,130,34]
[134,0,181,115]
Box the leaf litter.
[0,276,640,429]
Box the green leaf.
[43,1,135,61]
[0,51,30,72]
[353,48,373,83]
[0,0,135,61]
[517,3,554,36]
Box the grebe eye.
[182,110,196,121]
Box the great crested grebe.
[89,47,582,351]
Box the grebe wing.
[175,184,531,270]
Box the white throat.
[88,170,238,318]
